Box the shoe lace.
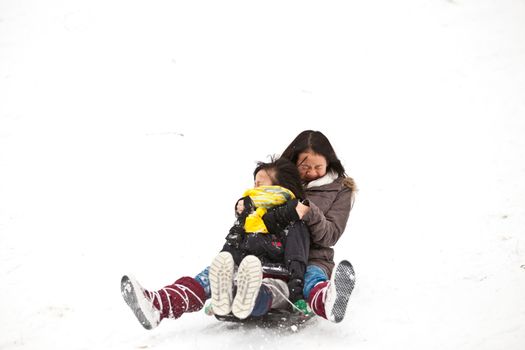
[147,284,204,318]
[263,282,309,315]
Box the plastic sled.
[213,263,315,328]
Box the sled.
[213,262,316,328]
[215,308,315,329]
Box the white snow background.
[1,0,524,349]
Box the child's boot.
[231,255,263,319]
[308,260,355,323]
[121,275,206,329]
[287,260,306,302]
[209,251,235,316]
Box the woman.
[283,130,356,322]
[247,130,357,323]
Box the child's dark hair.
[253,157,305,200]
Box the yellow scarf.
[242,186,295,234]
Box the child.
[208,157,309,319]
[121,157,309,329]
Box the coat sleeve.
[262,199,299,236]
[302,187,352,247]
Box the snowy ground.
[1,0,525,349]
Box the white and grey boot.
[209,251,235,316]
[231,255,263,319]
[121,275,161,330]
[324,260,356,323]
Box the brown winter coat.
[302,177,353,277]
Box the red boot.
[308,281,329,319]
[121,275,206,330]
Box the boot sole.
[232,255,262,319]
[326,260,356,323]
[209,252,235,316]
[121,275,158,330]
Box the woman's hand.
[296,201,310,219]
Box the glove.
[224,224,244,248]
[262,199,300,235]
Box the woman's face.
[297,151,328,182]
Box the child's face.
[254,169,274,187]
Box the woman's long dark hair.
[281,130,356,192]
[253,157,305,200]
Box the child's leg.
[231,255,263,319]
[283,221,310,301]
[204,255,275,319]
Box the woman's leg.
[250,265,328,317]
[194,266,211,298]
[303,264,328,298]
[121,270,209,329]
[307,260,356,323]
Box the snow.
[1,0,525,349]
